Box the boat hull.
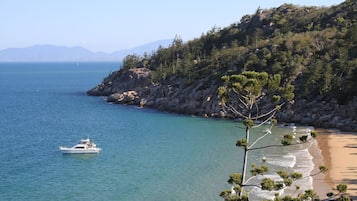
[59,147,101,154]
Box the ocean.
[0,62,315,201]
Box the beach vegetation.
[326,184,351,201]
[319,165,328,173]
[310,130,318,138]
[337,195,352,201]
[336,184,348,194]
[301,189,319,200]
[281,134,294,145]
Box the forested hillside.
[88,0,357,131]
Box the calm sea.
[0,62,315,201]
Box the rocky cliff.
[87,68,223,116]
[87,67,357,132]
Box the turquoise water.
[0,63,314,201]
[0,63,241,201]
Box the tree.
[217,71,326,200]
[326,184,351,201]
[122,54,142,70]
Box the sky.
[0,0,345,53]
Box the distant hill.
[111,39,173,60]
[0,39,172,62]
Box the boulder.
[107,90,139,104]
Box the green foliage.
[261,178,284,191]
[282,84,295,101]
[230,74,246,83]
[221,194,249,201]
[223,72,270,101]
[122,54,142,70]
[219,190,231,198]
[273,195,300,201]
[261,178,276,191]
[327,192,334,197]
[336,184,348,193]
[220,186,242,201]
[233,186,242,194]
[272,185,351,201]
[250,164,269,176]
[272,95,281,102]
[240,195,249,201]
[337,195,352,201]
[222,75,230,83]
[277,170,289,179]
[311,130,318,138]
[290,172,302,180]
[283,178,293,186]
[228,173,242,185]
[302,189,319,200]
[243,119,254,128]
[276,170,302,187]
[236,139,248,149]
[281,134,293,146]
[299,135,308,142]
[319,165,328,173]
[232,82,243,94]
[218,86,228,103]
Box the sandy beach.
[314,129,357,200]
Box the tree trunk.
[240,127,250,197]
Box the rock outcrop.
[87,68,152,96]
[87,67,357,132]
[87,67,223,117]
[278,97,357,132]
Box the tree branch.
[252,111,276,129]
[226,103,249,119]
[238,96,249,109]
[248,128,272,149]
[251,102,285,120]
[232,88,249,106]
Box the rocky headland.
[87,68,222,116]
[87,67,357,132]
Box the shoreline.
[309,138,330,199]
[313,129,357,200]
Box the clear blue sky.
[0,0,344,53]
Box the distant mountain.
[0,39,172,62]
[111,39,173,59]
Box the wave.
[278,148,314,198]
[253,146,314,199]
[265,153,296,168]
[243,126,317,200]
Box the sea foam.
[265,153,296,168]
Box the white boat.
[59,138,101,154]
